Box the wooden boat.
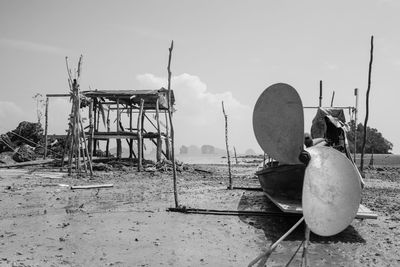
[253,83,377,220]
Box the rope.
[284,240,304,267]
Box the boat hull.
[256,164,305,201]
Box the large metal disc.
[302,146,362,236]
[253,83,304,164]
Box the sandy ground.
[0,161,399,267]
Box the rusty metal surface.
[253,83,304,164]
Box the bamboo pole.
[129,106,133,159]
[106,106,110,157]
[167,40,179,208]
[360,36,374,173]
[44,97,49,159]
[137,99,144,171]
[164,111,170,159]
[79,112,93,176]
[354,88,359,163]
[233,146,238,165]
[156,99,162,162]
[116,98,122,159]
[330,91,335,107]
[319,80,323,107]
[222,101,232,189]
[248,217,305,266]
[88,100,94,160]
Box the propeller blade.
[253,83,304,164]
[302,146,362,236]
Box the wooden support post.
[330,91,335,107]
[116,98,122,159]
[93,98,97,156]
[141,109,145,158]
[156,99,162,162]
[129,106,133,159]
[106,107,110,157]
[222,101,232,190]
[137,99,144,171]
[319,80,323,107]
[233,146,238,165]
[353,88,359,163]
[88,100,94,160]
[44,97,49,159]
[361,36,374,173]
[164,111,170,159]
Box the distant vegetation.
[347,120,393,154]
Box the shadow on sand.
[237,191,366,244]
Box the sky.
[0,0,399,154]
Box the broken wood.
[71,184,113,190]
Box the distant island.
[179,145,256,156]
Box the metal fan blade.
[253,83,304,164]
[302,146,362,236]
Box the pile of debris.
[0,121,44,163]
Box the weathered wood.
[319,80,323,107]
[129,106,133,158]
[166,40,178,208]
[222,101,232,189]
[106,106,110,157]
[116,98,122,158]
[137,99,145,171]
[71,184,113,190]
[88,100,94,159]
[164,111,170,159]
[44,97,49,159]
[330,91,335,107]
[233,146,238,164]
[156,99,162,162]
[361,36,374,173]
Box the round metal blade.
[302,146,362,236]
[253,83,304,164]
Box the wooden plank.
[71,184,113,190]
[264,192,378,219]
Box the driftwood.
[71,184,113,190]
[361,36,374,173]
[222,101,232,189]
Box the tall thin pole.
[167,40,179,208]
[360,36,374,173]
[330,91,335,107]
[319,80,323,107]
[222,101,232,189]
[354,88,359,163]
[44,97,49,159]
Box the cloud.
[0,38,67,55]
[136,73,258,153]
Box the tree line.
[346,120,393,154]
